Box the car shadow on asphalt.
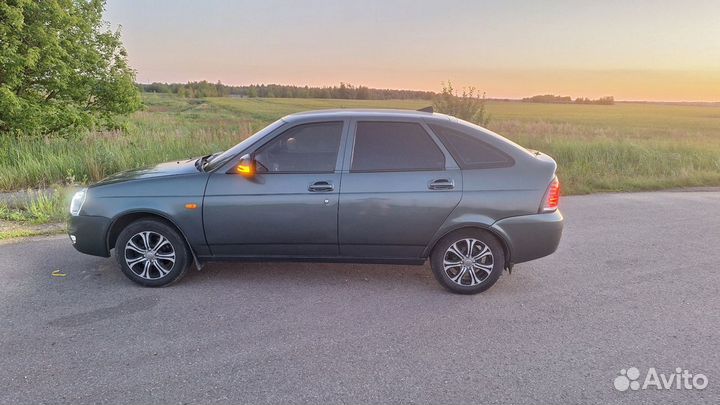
[173,260,529,298]
[180,261,439,291]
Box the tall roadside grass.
[0,189,69,224]
[0,129,247,190]
[0,97,253,190]
[1,94,719,195]
[490,120,720,194]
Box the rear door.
[203,120,347,257]
[338,120,462,259]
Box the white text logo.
[614,367,708,392]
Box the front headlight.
[69,188,87,216]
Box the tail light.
[542,177,560,212]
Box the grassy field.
[489,102,720,193]
[2,93,719,197]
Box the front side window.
[429,124,514,169]
[351,121,445,172]
[205,119,285,171]
[254,121,343,173]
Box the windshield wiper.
[195,154,211,171]
[197,152,222,171]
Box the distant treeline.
[522,94,614,105]
[138,81,436,100]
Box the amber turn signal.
[184,203,198,210]
[236,164,253,174]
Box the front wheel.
[430,229,505,294]
[115,219,191,287]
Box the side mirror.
[232,154,256,177]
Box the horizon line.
[136,80,720,104]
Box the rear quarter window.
[429,124,515,169]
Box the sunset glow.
[105,0,720,102]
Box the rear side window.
[351,122,445,172]
[429,124,514,169]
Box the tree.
[215,80,228,97]
[356,85,370,100]
[0,0,141,137]
[336,82,351,99]
[433,81,490,126]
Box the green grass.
[0,227,64,241]
[0,189,69,224]
[1,93,719,195]
[0,229,41,240]
[486,102,720,194]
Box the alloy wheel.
[443,238,494,286]
[124,231,176,280]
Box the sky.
[105,0,720,102]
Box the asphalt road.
[1,191,719,405]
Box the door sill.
[196,255,426,266]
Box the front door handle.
[428,178,455,190]
[309,181,334,192]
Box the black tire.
[430,229,505,294]
[115,219,191,287]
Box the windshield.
[204,119,286,171]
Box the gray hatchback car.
[68,108,563,294]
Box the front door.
[339,120,462,259]
[203,121,346,257]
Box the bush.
[433,81,490,126]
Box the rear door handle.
[428,178,455,190]
[309,181,334,192]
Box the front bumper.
[67,215,111,257]
[491,210,564,264]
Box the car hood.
[93,158,200,187]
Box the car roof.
[282,109,455,123]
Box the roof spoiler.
[417,106,433,113]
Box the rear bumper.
[491,210,563,264]
[67,215,111,257]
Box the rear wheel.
[430,229,504,294]
[115,219,191,287]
